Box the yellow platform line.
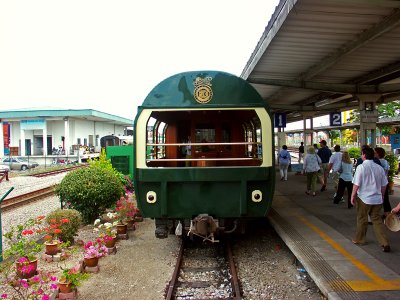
[299,215,400,291]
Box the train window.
[144,109,265,168]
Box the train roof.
[140,71,269,109]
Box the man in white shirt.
[327,145,342,189]
[350,147,390,252]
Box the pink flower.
[1,294,7,299]
[50,276,57,281]
[42,295,50,300]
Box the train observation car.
[133,71,275,241]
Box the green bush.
[55,164,124,224]
[385,153,398,183]
[46,208,82,244]
[347,147,360,159]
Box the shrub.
[385,153,398,183]
[45,209,82,244]
[55,164,124,224]
[347,147,360,159]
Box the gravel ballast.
[0,174,323,299]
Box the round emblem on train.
[193,76,213,104]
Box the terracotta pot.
[45,241,59,255]
[84,256,99,268]
[104,237,116,248]
[388,181,394,195]
[117,224,128,235]
[58,280,73,294]
[134,216,144,222]
[126,218,135,229]
[16,258,38,279]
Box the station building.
[0,108,133,162]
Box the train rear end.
[133,71,275,241]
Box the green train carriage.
[133,71,275,240]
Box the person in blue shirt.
[317,140,332,191]
[277,145,291,181]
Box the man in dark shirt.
[317,140,332,191]
[298,142,304,163]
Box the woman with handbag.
[303,146,322,196]
[333,151,354,208]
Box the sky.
[0,0,280,121]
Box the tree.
[342,129,356,145]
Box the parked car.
[0,164,10,172]
[0,157,39,171]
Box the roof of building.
[0,108,133,126]
[241,0,400,123]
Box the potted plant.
[3,217,45,279]
[83,240,108,267]
[93,214,118,248]
[45,208,82,244]
[58,266,89,293]
[115,196,139,232]
[385,153,398,194]
[40,218,70,255]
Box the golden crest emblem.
[193,76,213,104]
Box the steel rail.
[165,238,242,299]
[226,240,242,300]
[165,238,185,300]
[1,186,56,211]
[31,165,84,177]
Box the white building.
[0,109,133,161]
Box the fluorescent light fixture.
[314,99,333,107]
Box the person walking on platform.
[351,147,391,252]
[333,151,353,208]
[317,140,332,192]
[278,145,291,181]
[327,145,342,193]
[303,146,322,196]
[374,147,392,217]
[298,142,304,163]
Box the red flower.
[22,230,34,235]
[53,229,62,234]
[61,218,69,224]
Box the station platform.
[270,168,400,300]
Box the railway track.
[165,238,241,300]
[31,165,84,177]
[0,186,56,211]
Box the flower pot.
[134,216,144,222]
[126,218,135,229]
[58,280,73,294]
[388,181,394,195]
[104,237,116,248]
[84,256,99,268]
[16,258,38,279]
[116,224,128,235]
[45,241,59,255]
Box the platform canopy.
[242,0,400,124]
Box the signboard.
[329,112,342,126]
[3,122,10,155]
[274,113,286,128]
[21,119,46,130]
